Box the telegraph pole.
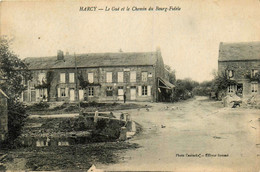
[74,53,80,108]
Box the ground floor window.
[106,86,113,96]
[251,83,258,93]
[88,87,94,96]
[228,85,235,93]
[142,86,148,95]
[39,88,47,99]
[61,88,66,97]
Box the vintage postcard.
[0,0,259,171]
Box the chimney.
[156,46,161,56]
[57,50,64,60]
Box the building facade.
[218,42,260,100]
[21,49,174,103]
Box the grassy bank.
[0,142,140,171]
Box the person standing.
[123,92,126,103]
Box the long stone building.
[218,42,260,100]
[21,49,174,103]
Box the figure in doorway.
[123,92,126,103]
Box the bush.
[92,119,124,142]
[26,102,50,111]
[6,99,28,146]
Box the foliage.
[0,36,32,98]
[34,70,54,101]
[25,102,50,111]
[212,71,237,92]
[78,73,101,88]
[7,100,28,146]
[193,81,214,96]
[0,36,31,146]
[171,79,199,102]
[92,119,124,142]
[245,72,260,83]
[165,65,176,84]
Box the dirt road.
[100,96,260,172]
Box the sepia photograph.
[0,0,259,171]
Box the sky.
[1,0,260,82]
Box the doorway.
[130,87,136,100]
[70,89,75,101]
[237,83,243,97]
[118,86,124,100]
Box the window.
[228,85,235,93]
[69,73,75,83]
[251,83,258,93]
[142,86,148,95]
[38,73,46,84]
[106,86,113,96]
[106,72,112,83]
[61,88,66,97]
[226,70,234,78]
[88,87,94,96]
[142,72,148,82]
[39,89,43,98]
[118,72,123,83]
[60,73,66,83]
[130,71,136,82]
[88,73,94,83]
[251,69,258,77]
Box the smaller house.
[218,42,260,101]
[0,88,8,142]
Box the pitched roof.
[218,42,260,61]
[24,52,159,70]
[158,77,175,89]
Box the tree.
[165,65,176,84]
[0,36,31,146]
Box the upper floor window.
[88,73,94,83]
[251,69,258,77]
[60,73,66,83]
[106,72,112,83]
[251,83,258,93]
[118,72,123,83]
[142,72,148,82]
[69,73,75,83]
[226,70,234,79]
[38,73,46,84]
[130,71,136,82]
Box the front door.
[118,87,124,100]
[79,89,84,101]
[237,83,243,97]
[70,89,75,101]
[130,88,136,100]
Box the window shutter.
[65,88,69,97]
[36,89,39,99]
[58,88,60,97]
[138,86,142,96]
[148,86,151,96]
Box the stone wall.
[218,60,260,99]
[23,65,157,103]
